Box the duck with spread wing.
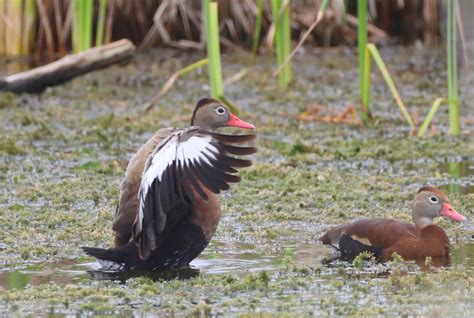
[83,98,256,270]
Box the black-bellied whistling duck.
[321,187,466,261]
[83,98,256,270]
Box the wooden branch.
[0,39,136,93]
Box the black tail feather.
[82,243,139,265]
[338,235,383,260]
[82,246,119,262]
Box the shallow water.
[2,240,473,291]
[1,46,474,316]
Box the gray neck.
[412,215,434,229]
[412,203,434,229]
[191,117,215,131]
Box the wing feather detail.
[133,128,256,259]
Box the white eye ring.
[215,107,226,115]
[429,196,439,203]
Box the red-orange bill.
[227,113,255,129]
[440,203,466,222]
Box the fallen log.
[0,39,136,93]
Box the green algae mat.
[1,47,473,316]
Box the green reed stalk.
[447,0,460,136]
[72,0,93,52]
[96,0,108,46]
[72,0,81,52]
[361,45,371,119]
[22,0,36,56]
[281,1,292,86]
[271,0,292,88]
[358,0,370,121]
[251,0,264,58]
[5,0,22,56]
[82,0,93,50]
[203,0,224,99]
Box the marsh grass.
[1,0,36,56]
[95,0,108,46]
[271,0,292,88]
[203,0,224,99]
[358,0,370,121]
[72,0,93,52]
[447,0,460,135]
[251,0,264,59]
[358,0,461,136]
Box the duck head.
[412,187,466,228]
[191,98,255,131]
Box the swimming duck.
[321,187,466,261]
[83,98,256,270]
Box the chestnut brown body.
[321,187,465,261]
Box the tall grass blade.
[281,1,292,85]
[367,44,415,130]
[96,0,108,46]
[22,0,36,56]
[82,0,93,50]
[447,0,460,136]
[5,0,22,56]
[203,0,224,99]
[72,0,93,52]
[361,45,371,118]
[417,98,447,137]
[358,0,370,121]
[251,0,264,58]
[72,0,82,52]
[271,0,292,88]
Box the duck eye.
[429,196,439,203]
[215,107,226,115]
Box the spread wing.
[133,127,256,259]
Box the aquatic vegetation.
[447,0,460,136]
[1,44,473,316]
[72,0,93,52]
[271,0,292,88]
[358,0,370,121]
[203,0,224,100]
[357,0,462,136]
[251,0,264,58]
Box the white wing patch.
[177,135,218,168]
[137,132,218,233]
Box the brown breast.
[382,225,450,260]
